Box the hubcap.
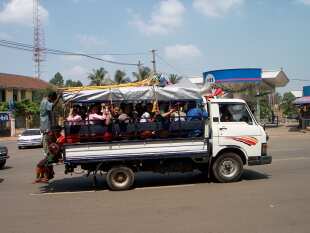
[219,159,237,178]
[114,172,127,184]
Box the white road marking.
[273,157,310,161]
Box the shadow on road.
[37,169,270,194]
[1,166,13,170]
[39,175,106,193]
[242,169,270,180]
[0,178,4,183]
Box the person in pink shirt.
[66,106,82,123]
[88,104,111,125]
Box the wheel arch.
[214,146,247,165]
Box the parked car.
[17,129,43,149]
[0,145,8,169]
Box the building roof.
[0,73,50,90]
[290,90,303,98]
[261,70,289,87]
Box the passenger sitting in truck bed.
[140,103,153,123]
[187,102,208,121]
[66,105,82,123]
[88,104,111,125]
[170,103,186,122]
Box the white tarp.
[63,81,202,103]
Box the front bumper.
[248,155,272,166]
[18,141,42,147]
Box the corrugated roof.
[0,73,50,90]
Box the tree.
[65,79,83,87]
[88,67,109,86]
[168,74,181,84]
[114,70,129,84]
[132,66,151,82]
[280,92,298,117]
[49,72,64,87]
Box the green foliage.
[132,66,151,81]
[88,67,109,86]
[168,74,181,84]
[32,87,55,104]
[280,92,298,117]
[114,70,129,84]
[0,102,8,111]
[49,72,64,87]
[65,79,83,87]
[14,99,40,117]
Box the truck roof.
[209,98,246,104]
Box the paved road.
[1,129,310,233]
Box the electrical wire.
[0,39,140,66]
[155,53,185,76]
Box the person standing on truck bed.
[40,91,60,155]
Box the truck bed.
[64,139,208,164]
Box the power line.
[0,39,140,66]
[155,53,184,76]
[290,79,310,82]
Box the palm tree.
[114,70,130,84]
[88,67,108,86]
[168,73,181,84]
[132,66,152,82]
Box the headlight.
[261,143,267,156]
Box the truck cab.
[206,98,271,182]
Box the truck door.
[217,103,261,147]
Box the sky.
[0,0,310,93]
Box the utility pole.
[137,60,142,72]
[151,49,157,74]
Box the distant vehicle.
[0,145,8,169]
[17,129,43,149]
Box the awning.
[293,96,310,105]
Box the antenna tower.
[33,0,45,79]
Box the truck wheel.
[106,166,135,191]
[212,152,243,183]
[0,160,6,169]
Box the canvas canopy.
[62,78,202,103]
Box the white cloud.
[130,0,185,35]
[0,0,48,26]
[62,65,88,80]
[193,0,244,17]
[297,0,310,5]
[76,34,107,50]
[164,44,202,61]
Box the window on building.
[0,89,6,102]
[13,89,18,102]
[21,90,26,100]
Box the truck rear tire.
[106,166,135,191]
[212,152,243,183]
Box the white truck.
[62,84,271,191]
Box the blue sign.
[303,86,310,97]
[0,112,10,122]
[203,68,262,83]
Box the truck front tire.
[212,152,243,183]
[106,166,135,191]
[0,160,6,169]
